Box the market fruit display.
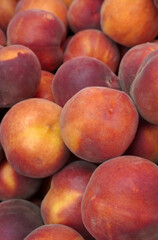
[1,1,158,240]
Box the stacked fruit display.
[0,0,158,240]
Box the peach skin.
[81,155,158,240]
[60,86,139,163]
[63,29,120,73]
[0,98,70,178]
[100,0,158,47]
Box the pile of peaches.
[1,0,158,239]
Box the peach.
[0,44,41,108]
[52,56,120,107]
[0,0,19,31]
[7,9,66,71]
[125,119,158,164]
[60,86,139,163]
[0,199,43,240]
[100,0,158,47]
[0,28,6,46]
[130,49,158,124]
[0,98,70,178]
[81,155,158,240]
[15,0,68,27]
[0,159,42,200]
[63,29,120,73]
[118,42,158,94]
[67,0,104,33]
[24,224,85,240]
[41,160,96,239]
[34,70,55,102]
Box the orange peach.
[67,0,104,33]
[130,49,158,124]
[7,9,66,71]
[81,155,158,240]
[60,86,139,163]
[52,56,120,107]
[0,98,70,178]
[41,160,96,239]
[0,0,19,32]
[0,44,41,108]
[0,159,42,200]
[0,199,43,240]
[63,29,120,73]
[24,224,85,240]
[118,42,158,94]
[34,70,55,102]
[100,0,158,47]
[15,0,68,27]
[125,119,158,164]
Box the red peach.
[0,44,41,108]
[0,159,42,200]
[41,160,96,239]
[125,119,158,164]
[60,86,139,163]
[15,0,68,27]
[81,155,158,240]
[34,70,55,102]
[118,42,158,94]
[24,224,85,240]
[7,9,66,71]
[67,0,104,33]
[52,56,120,107]
[0,98,70,178]
[130,49,158,124]
[0,199,43,240]
[63,29,120,73]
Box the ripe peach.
[0,199,43,240]
[15,0,68,27]
[0,98,70,178]
[52,56,120,107]
[7,9,66,71]
[100,0,158,47]
[125,119,158,164]
[0,44,41,108]
[63,29,120,73]
[60,86,139,163]
[81,155,158,240]
[118,42,158,94]
[67,0,103,33]
[130,49,158,124]
[0,0,19,31]
[41,160,96,239]
[24,224,85,240]
[0,159,42,200]
[34,70,54,102]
